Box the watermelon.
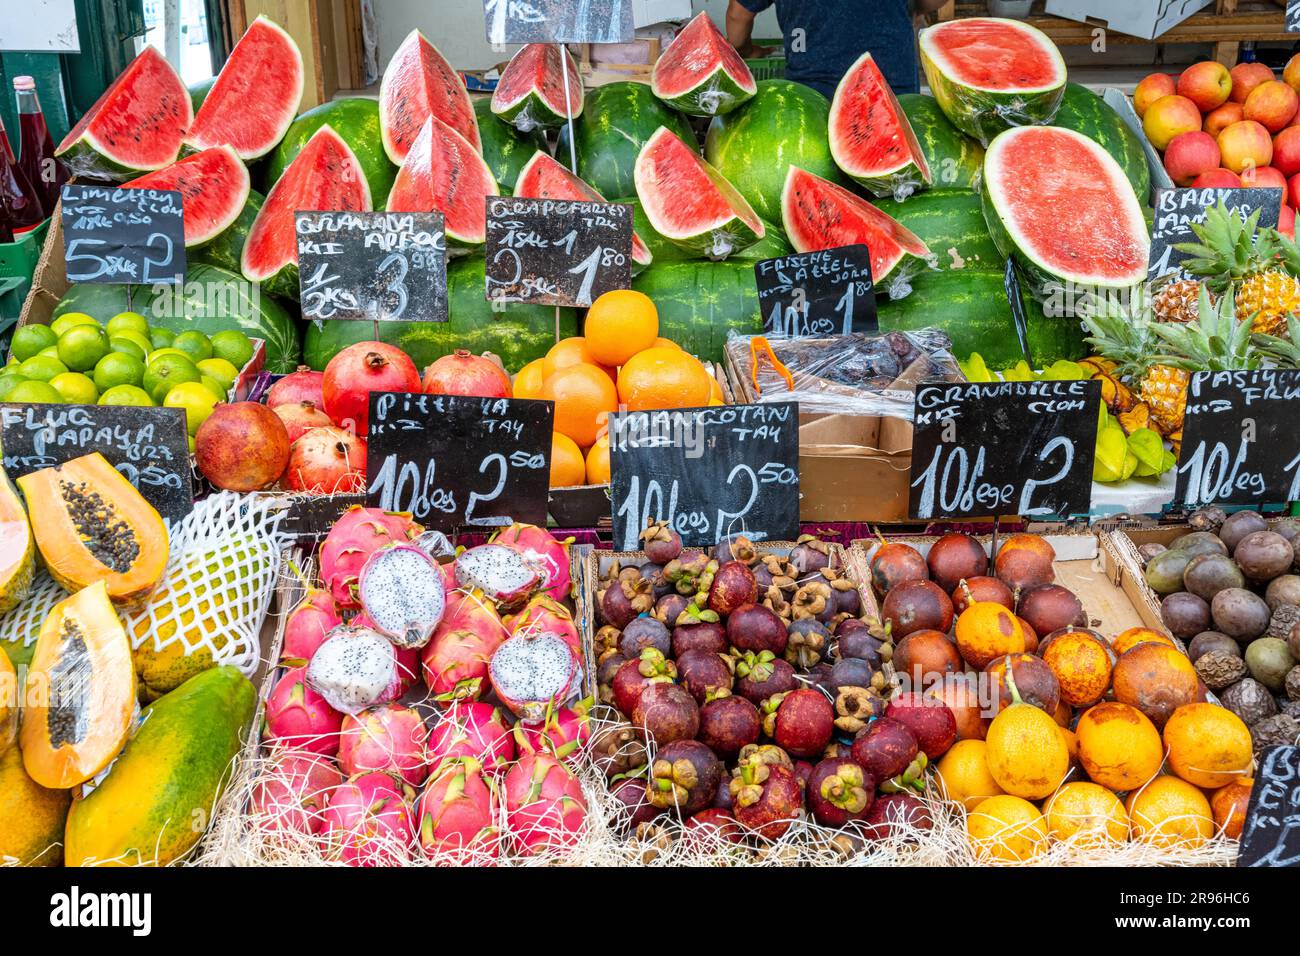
[918,17,1066,146]
[263,98,398,203]
[122,146,250,247]
[981,126,1148,298]
[704,79,843,223]
[491,44,583,131]
[53,263,302,372]
[241,125,373,299]
[829,52,931,200]
[872,188,1001,272]
[634,127,764,260]
[386,117,498,250]
[1050,83,1151,204]
[379,29,480,164]
[897,94,984,190]
[302,258,575,372]
[194,190,262,274]
[185,16,305,161]
[651,13,756,117]
[781,166,930,285]
[623,197,791,265]
[515,152,652,271]
[55,47,191,180]
[475,99,547,193]
[558,82,696,199]
[631,260,764,363]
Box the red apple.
[1218,119,1274,173]
[1280,203,1296,239]
[1177,61,1232,113]
[1163,131,1221,186]
[1229,62,1275,105]
[1134,73,1177,118]
[1204,101,1244,138]
[1289,171,1300,209]
[1275,126,1300,177]
[1191,167,1242,188]
[1144,95,1204,150]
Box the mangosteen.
[986,653,1060,717]
[663,550,716,602]
[734,651,798,703]
[762,688,835,758]
[1221,511,1268,553]
[753,554,798,594]
[708,560,759,616]
[1244,637,1296,692]
[611,776,662,831]
[832,684,886,736]
[727,603,788,654]
[729,745,803,839]
[672,618,728,657]
[926,533,989,594]
[612,649,677,716]
[1161,591,1211,640]
[1144,548,1194,596]
[1137,543,1168,566]
[697,693,762,757]
[831,577,862,617]
[1169,531,1230,557]
[789,534,834,575]
[806,757,876,827]
[632,682,700,745]
[791,579,837,625]
[805,660,836,695]
[654,592,690,627]
[1188,631,1240,662]
[893,629,962,684]
[618,616,672,658]
[870,543,929,596]
[591,721,649,779]
[639,563,674,599]
[1187,505,1227,535]
[602,573,653,629]
[863,793,933,840]
[712,773,733,810]
[1182,553,1246,602]
[1235,530,1295,582]
[785,618,831,669]
[849,716,920,782]
[640,519,684,565]
[1265,575,1300,611]
[793,759,814,791]
[1018,584,1086,637]
[834,624,886,669]
[884,691,958,759]
[1220,677,1278,725]
[675,649,734,704]
[646,739,723,816]
[881,579,954,638]
[1211,588,1271,642]
[827,657,877,695]
[682,808,745,846]
[713,534,758,566]
[1195,651,1249,691]
[952,575,1014,614]
[597,651,628,700]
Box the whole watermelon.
[631,260,764,363]
[896,94,984,191]
[261,98,398,203]
[704,80,844,223]
[1050,83,1151,204]
[193,189,262,275]
[872,188,1001,271]
[475,98,548,193]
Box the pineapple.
[1149,285,1262,374]
[1254,313,1300,368]
[1150,276,1204,325]
[1083,305,1189,436]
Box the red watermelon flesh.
[184,16,304,160]
[781,166,929,282]
[829,52,931,198]
[514,151,652,269]
[55,46,190,178]
[923,17,1062,92]
[386,116,498,248]
[380,29,480,165]
[491,44,583,130]
[241,125,372,285]
[651,13,756,116]
[122,145,251,246]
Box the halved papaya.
[0,746,71,866]
[20,581,137,789]
[17,452,168,608]
[0,471,35,613]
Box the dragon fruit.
[321,771,416,867]
[351,612,421,700]
[512,700,592,763]
[454,544,541,610]
[320,507,423,609]
[506,594,581,655]
[489,631,583,723]
[263,666,344,756]
[358,544,447,649]
[250,747,344,835]
[426,701,516,775]
[492,523,574,601]
[421,589,508,700]
[416,757,502,864]
[281,586,342,665]
[502,752,588,855]
[307,624,406,715]
[338,703,430,786]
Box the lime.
[164,381,218,435]
[143,353,200,404]
[5,380,63,404]
[108,337,147,362]
[199,375,227,401]
[210,329,254,370]
[173,330,213,363]
[149,327,176,350]
[0,370,27,400]
[99,384,154,407]
[18,355,69,382]
[57,324,112,372]
[9,324,58,362]
[105,311,150,337]
[37,346,61,359]
[197,357,239,392]
[147,348,189,365]
[93,352,147,392]
[114,329,154,356]
[49,372,99,405]
[50,312,100,337]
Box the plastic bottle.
[0,112,43,243]
[13,75,66,219]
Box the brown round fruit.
[994,534,1056,591]
[1111,642,1200,728]
[931,672,988,740]
[1161,591,1210,640]
[951,576,1014,614]
[1017,584,1086,638]
[1233,530,1294,582]
[870,543,928,596]
[194,401,291,492]
[892,629,962,684]
[880,579,954,639]
[926,533,989,594]
[1220,510,1267,553]
[985,653,1061,717]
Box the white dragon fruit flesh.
[358,544,447,649]
[455,544,541,610]
[489,631,582,724]
[307,624,403,715]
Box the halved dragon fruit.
[280,585,341,666]
[491,523,574,602]
[319,506,422,609]
[358,544,447,649]
[505,594,580,656]
[306,624,404,716]
[489,631,582,724]
[454,544,541,611]
[491,43,583,132]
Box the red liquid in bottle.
[0,113,42,241]
[13,76,66,220]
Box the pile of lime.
[3,312,255,437]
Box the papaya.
[0,575,64,670]
[64,665,255,867]
[20,581,137,789]
[0,471,34,613]
[0,745,71,865]
[0,645,15,755]
[17,452,168,608]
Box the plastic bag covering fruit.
[0,471,34,615]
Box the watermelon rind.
[188,78,215,114]
[475,99,547,193]
[262,97,398,204]
[631,260,763,363]
[872,188,1001,273]
[379,29,481,165]
[491,44,583,132]
[123,145,251,247]
[193,190,263,274]
[829,52,931,200]
[918,17,1066,147]
[622,197,791,265]
[651,13,756,117]
[897,94,984,191]
[386,116,499,251]
[1050,83,1151,205]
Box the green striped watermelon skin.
[873,188,1001,272]
[261,98,398,203]
[631,260,763,363]
[475,98,548,193]
[1050,83,1151,204]
[703,79,843,223]
[897,94,983,190]
[622,196,792,265]
[193,189,263,274]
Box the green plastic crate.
[0,218,50,339]
[746,41,785,81]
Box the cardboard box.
[1044,0,1215,40]
[798,412,913,523]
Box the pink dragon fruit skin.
[357,543,447,649]
[416,757,501,864]
[505,594,581,656]
[321,771,416,867]
[338,703,430,786]
[503,752,588,855]
[489,631,583,723]
[426,701,516,775]
[320,506,423,609]
[251,747,344,835]
[492,523,574,601]
[454,544,542,611]
[263,666,344,756]
[512,700,592,764]
[281,587,343,666]
[351,613,421,702]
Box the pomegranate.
[423,350,512,398]
[194,402,290,492]
[274,400,332,442]
[322,341,421,434]
[267,366,326,408]
[285,426,367,493]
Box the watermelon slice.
[122,146,251,247]
[651,13,756,117]
[241,125,372,299]
[829,52,931,201]
[918,17,1066,146]
[634,126,764,260]
[184,16,304,160]
[379,29,480,165]
[386,116,498,250]
[515,151,652,272]
[491,44,583,132]
[781,166,930,284]
[980,125,1148,296]
[55,47,190,180]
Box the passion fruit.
[994,534,1056,591]
[931,672,988,741]
[1043,781,1128,847]
[936,739,1004,812]
[951,576,1014,614]
[1111,642,1200,728]
[1161,591,1210,639]
[954,602,1027,669]
[1126,776,1213,849]
[1111,627,1176,656]
[966,794,1049,863]
[870,542,928,596]
[1018,584,1086,637]
[1187,631,1239,662]
[985,653,1061,717]
[1234,530,1294,582]
[1181,552,1246,603]
[1168,530,1229,557]
[1265,574,1300,610]
[1040,627,1113,708]
[1210,778,1253,839]
[880,579,954,639]
[926,533,989,594]
[892,629,962,685]
[1210,587,1271,642]
[1143,547,1194,596]
[1163,702,1253,788]
[1075,701,1163,792]
[1220,510,1268,554]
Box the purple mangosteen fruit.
[697,693,761,757]
[632,682,700,745]
[646,739,722,816]
[675,649,735,704]
[618,616,672,658]
[734,651,798,703]
[708,560,759,616]
[611,649,677,716]
[763,688,835,758]
[727,603,788,655]
[806,758,876,827]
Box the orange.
[585,433,611,484]
[1162,702,1253,789]
[1075,701,1163,792]
[1044,782,1128,847]
[584,290,659,366]
[513,358,547,400]
[966,795,1048,863]
[541,363,618,448]
[708,375,723,403]
[651,337,680,350]
[1126,776,1214,849]
[936,739,1005,811]
[1210,779,1253,839]
[549,432,587,487]
[543,337,616,382]
[617,347,712,411]
[1111,627,1176,656]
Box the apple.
[1143,94,1204,150]
[1203,101,1244,139]
[1244,80,1300,133]
[1134,73,1177,118]
[1229,62,1275,105]
[1177,61,1232,113]
[1163,131,1221,186]
[1218,120,1274,174]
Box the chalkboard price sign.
[483,0,633,45]
[608,402,801,551]
[61,184,187,284]
[1149,187,1282,281]
[484,196,632,308]
[0,402,193,524]
[1288,0,1300,32]
[754,244,876,337]
[365,392,554,531]
[909,380,1100,520]
[1237,746,1300,867]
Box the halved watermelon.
[829,52,931,200]
[651,13,756,117]
[263,97,398,203]
[634,127,764,260]
[980,125,1148,296]
[184,16,304,161]
[491,44,583,132]
[55,47,190,180]
[122,146,250,247]
[781,166,930,284]
[515,151,651,272]
[379,29,480,165]
[918,17,1066,146]
[241,125,372,299]
[386,117,498,250]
